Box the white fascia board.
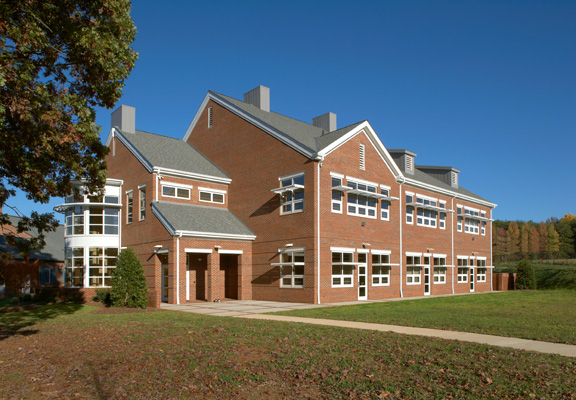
[184,248,213,254]
[115,129,154,173]
[104,127,114,147]
[175,230,256,241]
[106,178,124,186]
[405,251,422,256]
[153,167,231,185]
[183,92,316,158]
[151,204,176,236]
[372,249,392,255]
[330,247,356,253]
[402,177,497,209]
[316,121,404,179]
[198,186,227,194]
[218,249,244,254]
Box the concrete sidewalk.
[239,314,576,358]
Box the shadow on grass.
[0,302,84,340]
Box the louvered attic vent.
[359,144,366,170]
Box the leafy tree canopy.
[0,0,137,247]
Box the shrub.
[516,260,537,290]
[110,248,148,308]
[93,289,112,306]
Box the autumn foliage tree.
[0,0,137,242]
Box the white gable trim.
[183,92,316,158]
[317,121,403,179]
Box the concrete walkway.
[160,299,576,358]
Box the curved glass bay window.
[55,180,123,288]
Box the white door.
[470,267,475,292]
[358,253,367,300]
[424,266,431,295]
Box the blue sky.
[10,0,576,223]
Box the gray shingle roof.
[0,216,64,261]
[212,92,363,154]
[119,130,230,179]
[152,201,255,238]
[411,167,490,203]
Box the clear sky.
[10,0,576,223]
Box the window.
[406,255,422,284]
[439,202,446,229]
[332,251,354,287]
[406,194,414,224]
[88,247,118,287]
[199,188,225,204]
[457,217,463,232]
[126,191,133,224]
[433,256,447,283]
[347,181,377,218]
[372,253,391,286]
[459,206,485,235]
[139,186,146,221]
[104,196,119,204]
[65,248,84,287]
[65,206,84,236]
[162,184,191,199]
[381,187,390,220]
[477,258,486,267]
[359,144,365,170]
[278,173,305,215]
[87,207,119,235]
[279,252,305,288]
[331,176,343,213]
[477,268,487,282]
[40,266,56,285]
[415,196,438,228]
[465,218,479,234]
[457,258,469,282]
[481,221,486,236]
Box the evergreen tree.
[515,260,536,290]
[110,248,148,308]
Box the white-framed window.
[161,183,192,199]
[380,186,390,221]
[278,251,304,288]
[460,206,483,235]
[199,187,225,204]
[406,254,422,284]
[477,268,487,282]
[416,196,438,228]
[406,194,414,224]
[439,202,446,229]
[481,221,486,236]
[457,257,469,282]
[88,247,118,287]
[347,180,377,218]
[139,185,146,221]
[332,251,354,287]
[65,247,84,287]
[88,207,119,235]
[465,218,479,234]
[65,206,84,236]
[457,217,462,232]
[372,252,391,286]
[126,190,133,224]
[331,176,343,213]
[433,255,447,283]
[279,173,305,215]
[477,258,487,267]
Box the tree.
[530,226,540,257]
[538,222,549,260]
[0,0,138,240]
[556,221,575,259]
[110,247,148,308]
[547,224,560,264]
[507,222,521,260]
[520,223,531,258]
[515,260,536,290]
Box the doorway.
[188,254,207,301]
[220,254,239,299]
[159,254,169,302]
[358,253,367,300]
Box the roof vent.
[111,105,135,134]
[312,112,337,133]
[417,166,460,188]
[244,85,270,112]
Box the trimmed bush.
[110,248,148,308]
[516,260,537,290]
[93,289,112,306]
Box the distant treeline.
[493,214,576,264]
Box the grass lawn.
[273,290,576,345]
[1,304,575,399]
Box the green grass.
[273,290,576,345]
[0,305,575,399]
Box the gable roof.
[115,129,230,182]
[151,201,256,241]
[0,216,65,262]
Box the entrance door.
[221,254,239,300]
[189,254,207,301]
[424,255,430,295]
[358,253,367,300]
[161,255,169,302]
[470,267,475,292]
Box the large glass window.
[279,252,305,288]
[347,181,377,218]
[332,251,354,287]
[406,255,422,284]
[65,206,84,235]
[126,191,133,224]
[88,247,118,287]
[279,174,304,215]
[65,248,84,287]
[372,253,391,286]
[139,186,146,221]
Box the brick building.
[56,86,496,307]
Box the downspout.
[316,155,324,304]
[451,196,455,295]
[398,179,404,298]
[155,173,159,202]
[490,208,493,292]
[176,232,182,304]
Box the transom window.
[277,251,305,288]
[332,251,354,287]
[347,181,377,218]
[199,188,225,204]
[278,173,305,215]
[372,253,391,286]
[162,184,191,199]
